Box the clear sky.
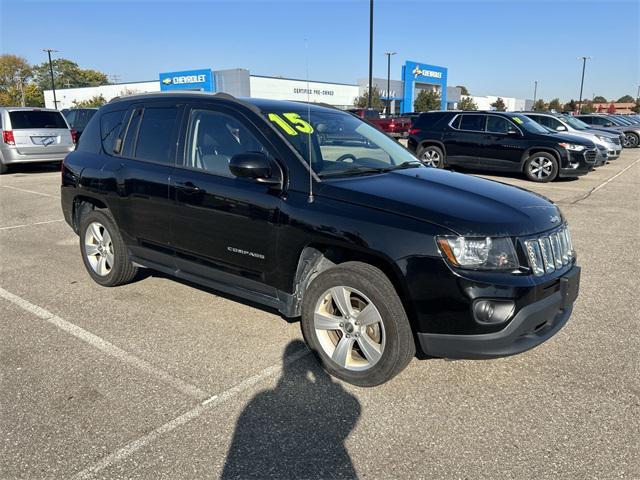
[1,0,638,102]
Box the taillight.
[2,130,15,145]
[408,128,421,135]
[70,129,79,144]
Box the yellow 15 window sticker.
[268,112,314,135]
[513,116,524,124]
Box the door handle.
[175,181,201,193]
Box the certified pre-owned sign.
[159,68,215,92]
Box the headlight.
[437,236,519,270]
[558,142,586,151]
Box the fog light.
[473,300,515,325]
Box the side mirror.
[603,122,614,127]
[556,125,567,131]
[229,152,280,185]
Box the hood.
[545,131,596,147]
[318,168,563,237]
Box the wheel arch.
[72,195,109,233]
[418,139,447,158]
[520,147,561,170]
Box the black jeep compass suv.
[61,93,580,386]
[407,111,597,182]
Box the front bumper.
[559,149,595,177]
[418,266,580,359]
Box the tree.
[533,99,547,111]
[72,94,106,108]
[413,89,441,112]
[580,101,596,113]
[548,98,562,112]
[563,99,577,112]
[617,95,634,103]
[32,58,109,91]
[491,97,506,111]
[632,99,640,114]
[0,54,33,106]
[456,85,469,95]
[592,95,607,103]
[457,96,478,111]
[353,86,384,110]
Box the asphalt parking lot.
[1,152,639,479]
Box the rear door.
[102,102,183,266]
[482,115,527,169]
[8,110,73,157]
[444,113,486,166]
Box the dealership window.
[133,107,179,163]
[459,114,486,132]
[186,109,268,177]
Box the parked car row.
[575,113,640,148]
[348,108,412,138]
[407,110,635,183]
[0,107,96,174]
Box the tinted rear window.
[9,111,68,129]
[414,112,448,129]
[134,107,179,163]
[459,114,486,131]
[100,110,127,153]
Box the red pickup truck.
[348,109,412,138]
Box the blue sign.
[401,61,447,113]
[159,68,215,92]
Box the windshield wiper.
[383,160,423,171]
[318,166,386,177]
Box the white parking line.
[0,219,64,231]
[0,287,208,400]
[71,346,310,480]
[1,185,60,199]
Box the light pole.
[385,52,396,115]
[367,0,374,109]
[577,56,591,114]
[533,80,538,109]
[43,49,58,109]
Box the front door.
[481,115,527,170]
[169,105,284,291]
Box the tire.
[524,152,558,183]
[623,132,639,148]
[0,162,7,174]
[301,261,415,387]
[79,209,138,287]
[416,144,445,168]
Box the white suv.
[0,107,76,174]
[525,112,622,160]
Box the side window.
[450,115,461,129]
[185,109,268,178]
[122,108,142,158]
[535,116,553,128]
[547,117,562,130]
[134,106,179,164]
[486,116,512,133]
[459,114,486,132]
[100,110,127,154]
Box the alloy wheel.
[624,134,638,148]
[421,149,441,167]
[313,286,386,372]
[84,221,114,276]
[529,156,554,179]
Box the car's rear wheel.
[79,209,137,287]
[0,163,7,174]
[301,262,415,387]
[623,132,639,148]
[417,145,445,168]
[524,153,558,182]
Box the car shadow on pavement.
[3,162,61,175]
[220,340,361,480]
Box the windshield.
[510,114,549,134]
[561,115,590,130]
[613,116,633,125]
[263,107,422,177]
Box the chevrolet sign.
[159,68,215,92]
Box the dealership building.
[44,61,530,113]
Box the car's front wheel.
[623,132,639,148]
[79,209,138,287]
[301,262,415,387]
[417,145,445,168]
[524,153,558,182]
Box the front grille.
[585,149,597,163]
[523,226,573,276]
